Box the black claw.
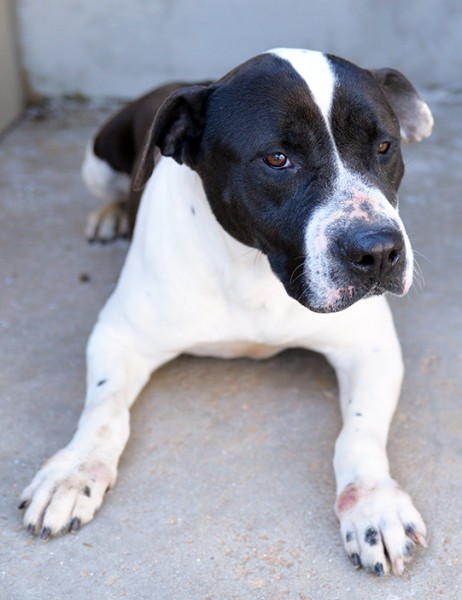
[18,500,29,510]
[40,527,51,541]
[405,523,416,536]
[404,541,414,557]
[375,562,385,577]
[27,523,35,536]
[351,553,361,568]
[69,517,81,533]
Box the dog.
[19,48,433,577]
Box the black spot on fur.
[355,412,362,417]
[346,531,354,543]
[374,562,384,577]
[83,486,91,497]
[365,527,379,546]
[97,379,107,387]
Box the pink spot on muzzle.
[347,191,377,221]
[325,286,355,310]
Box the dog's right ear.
[133,84,213,191]
[371,69,434,144]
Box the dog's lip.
[308,274,410,313]
[306,282,388,314]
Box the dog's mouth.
[306,283,385,314]
[279,256,410,313]
[297,274,410,314]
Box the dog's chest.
[119,158,355,358]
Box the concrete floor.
[1,92,461,600]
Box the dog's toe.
[85,200,129,243]
[336,479,426,576]
[20,448,116,538]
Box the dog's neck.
[129,156,290,310]
[137,157,259,261]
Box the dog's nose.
[338,228,404,280]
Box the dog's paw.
[85,200,129,243]
[19,447,116,539]
[335,479,427,576]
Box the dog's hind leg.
[81,142,132,242]
[19,321,176,538]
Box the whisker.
[412,258,425,291]
[289,261,305,285]
[235,247,259,260]
[288,255,306,284]
[252,249,264,270]
[296,287,308,305]
[412,248,431,264]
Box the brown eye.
[378,141,391,155]
[263,152,291,169]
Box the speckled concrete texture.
[1,93,461,599]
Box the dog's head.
[134,48,433,313]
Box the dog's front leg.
[325,303,426,576]
[20,321,175,539]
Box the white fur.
[401,99,434,143]
[21,50,426,575]
[270,48,336,122]
[81,143,130,202]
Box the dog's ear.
[133,84,212,190]
[372,68,434,143]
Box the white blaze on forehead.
[268,48,336,124]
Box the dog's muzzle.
[303,217,412,313]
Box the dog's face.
[135,49,433,313]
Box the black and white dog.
[20,48,433,576]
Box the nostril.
[388,249,400,266]
[354,254,375,268]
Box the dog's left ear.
[372,68,434,143]
[133,84,213,190]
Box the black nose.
[338,228,404,280]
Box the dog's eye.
[377,141,391,155]
[263,153,292,169]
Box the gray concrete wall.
[17,0,462,99]
[0,0,24,130]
